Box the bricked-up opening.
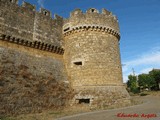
[73,61,82,66]
[64,27,70,32]
[78,99,90,104]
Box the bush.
[131,87,140,94]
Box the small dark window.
[91,9,95,12]
[78,99,90,104]
[73,61,82,66]
[44,11,48,16]
[64,27,70,32]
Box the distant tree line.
[127,69,160,93]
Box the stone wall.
[0,0,130,115]
[64,31,122,87]
[63,8,120,35]
[63,8,130,105]
[63,8,122,87]
[74,86,130,107]
[0,0,63,47]
[0,41,73,116]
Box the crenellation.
[0,0,64,48]
[102,8,110,15]
[63,9,120,34]
[39,8,51,17]
[70,9,83,17]
[0,0,130,115]
[86,8,99,13]
[63,7,129,105]
[21,1,36,11]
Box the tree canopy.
[127,75,139,93]
[127,69,160,93]
[138,73,156,90]
[149,69,160,90]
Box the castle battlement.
[0,0,63,21]
[0,0,130,114]
[63,8,120,39]
[21,1,36,11]
[0,0,64,48]
[63,8,130,105]
[1,0,51,17]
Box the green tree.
[149,69,160,90]
[127,75,139,93]
[138,73,156,90]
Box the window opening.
[91,9,95,12]
[44,11,48,16]
[78,99,90,104]
[73,61,82,66]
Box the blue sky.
[18,0,160,82]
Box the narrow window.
[78,99,90,104]
[44,11,48,16]
[73,61,82,66]
[91,9,95,12]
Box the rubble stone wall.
[0,41,72,115]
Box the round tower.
[63,8,130,106]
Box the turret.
[63,8,120,40]
[63,8,130,105]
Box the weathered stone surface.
[0,0,63,47]
[73,86,130,107]
[0,0,130,116]
[63,8,130,105]
[0,43,73,116]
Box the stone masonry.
[63,8,130,105]
[0,0,130,115]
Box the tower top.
[63,8,120,40]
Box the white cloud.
[139,67,153,74]
[38,0,44,8]
[129,52,160,65]
[122,46,160,83]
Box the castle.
[0,0,130,115]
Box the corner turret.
[63,8,120,40]
[63,8,130,106]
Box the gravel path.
[56,95,160,120]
